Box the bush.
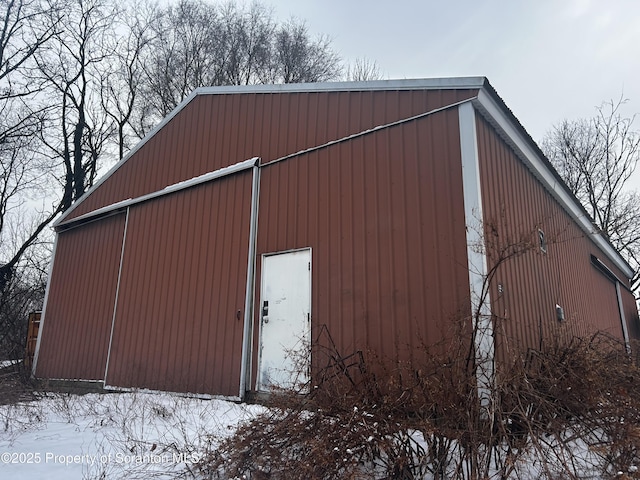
[0,268,45,367]
[198,330,640,480]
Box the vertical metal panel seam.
[240,164,260,399]
[412,121,428,338]
[347,140,356,350]
[31,233,59,377]
[458,102,495,404]
[192,185,212,390]
[104,207,130,385]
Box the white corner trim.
[473,89,633,280]
[239,165,260,400]
[57,157,259,229]
[458,102,495,404]
[459,102,492,318]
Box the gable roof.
[54,77,486,227]
[53,77,634,279]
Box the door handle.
[262,301,269,324]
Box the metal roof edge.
[473,86,634,280]
[56,157,259,231]
[193,77,488,96]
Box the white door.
[257,249,311,392]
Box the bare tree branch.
[345,57,384,82]
[137,2,343,127]
[542,96,640,294]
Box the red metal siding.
[254,108,470,382]
[39,84,639,399]
[67,89,478,220]
[476,113,632,354]
[104,171,252,396]
[35,214,125,380]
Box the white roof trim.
[473,90,634,279]
[194,77,487,95]
[54,77,487,226]
[56,157,258,229]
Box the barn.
[32,77,639,400]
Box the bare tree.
[138,0,222,120]
[543,97,640,292]
[35,0,118,209]
[0,0,354,289]
[0,1,63,365]
[2,0,124,296]
[0,0,61,292]
[217,2,273,86]
[137,1,343,125]
[0,0,59,98]
[271,18,342,84]
[0,236,48,364]
[345,57,383,82]
[0,0,363,340]
[100,1,157,158]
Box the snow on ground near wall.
[0,391,263,479]
[2,389,635,479]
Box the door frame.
[256,247,312,392]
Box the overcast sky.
[269,0,640,188]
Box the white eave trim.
[56,157,258,229]
[473,90,634,280]
[194,77,487,96]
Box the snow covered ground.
[0,390,263,479]
[2,386,637,479]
